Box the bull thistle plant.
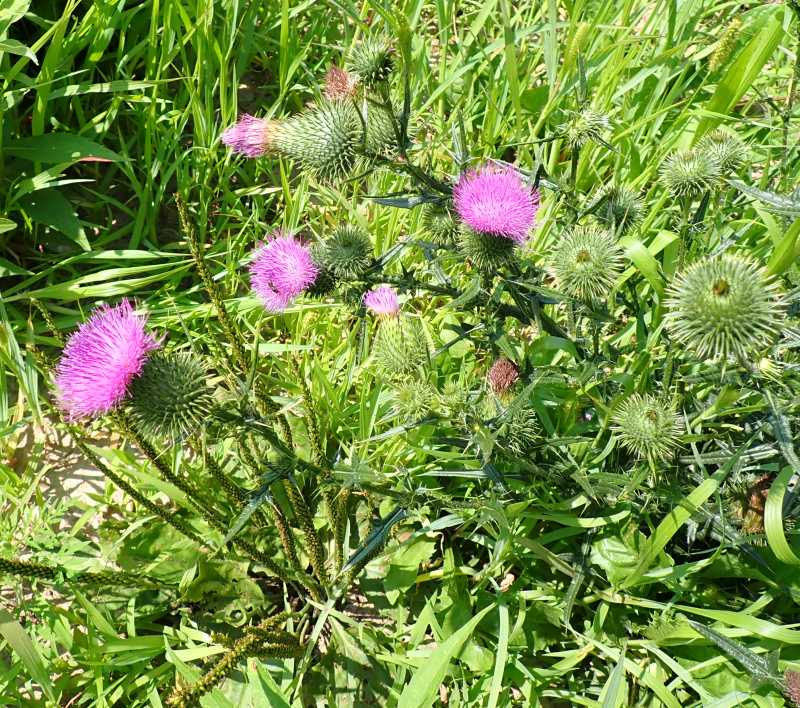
[7,18,800,707]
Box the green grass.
[2,0,800,706]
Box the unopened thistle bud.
[364,103,403,157]
[318,225,373,280]
[488,357,519,397]
[372,316,429,378]
[594,184,644,234]
[421,202,461,245]
[496,405,539,457]
[346,37,395,87]
[697,128,746,175]
[271,101,362,182]
[393,380,435,420]
[665,254,786,361]
[548,225,624,303]
[611,393,681,463]
[561,109,611,148]
[659,149,720,198]
[127,351,214,441]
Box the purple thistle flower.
[363,286,399,317]
[249,232,320,312]
[221,114,273,158]
[55,300,160,419]
[453,166,539,243]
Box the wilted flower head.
[323,66,358,101]
[364,286,399,317]
[250,232,320,312]
[221,114,273,158]
[549,225,625,302]
[453,166,539,243]
[659,149,721,198]
[488,357,519,396]
[784,669,800,707]
[55,300,160,419]
[612,394,681,463]
[665,254,786,361]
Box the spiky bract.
[272,101,362,182]
[372,316,429,378]
[364,102,401,157]
[317,225,373,280]
[393,380,435,421]
[594,184,643,234]
[561,109,611,148]
[421,202,460,245]
[496,405,539,457]
[459,229,517,272]
[346,37,395,87]
[128,351,214,441]
[659,149,721,198]
[665,254,786,361]
[611,394,681,462]
[697,129,746,175]
[548,225,624,302]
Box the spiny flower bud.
[438,381,472,418]
[496,405,539,457]
[548,225,624,303]
[697,128,746,175]
[659,149,720,198]
[458,228,517,272]
[318,225,373,280]
[393,380,435,421]
[346,37,395,87]
[665,254,786,361]
[421,202,461,245]
[594,184,643,234]
[372,315,429,379]
[323,66,358,101]
[271,101,362,182]
[488,357,519,397]
[128,351,215,441]
[709,17,742,72]
[611,393,680,462]
[561,109,611,148]
[364,103,403,158]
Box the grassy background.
[2,0,800,705]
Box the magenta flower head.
[363,286,400,317]
[221,114,273,158]
[249,231,320,312]
[55,299,160,420]
[453,165,539,243]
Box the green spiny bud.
[128,351,214,441]
[611,393,680,462]
[318,225,373,280]
[307,243,337,297]
[561,109,611,148]
[438,381,473,418]
[393,380,435,421]
[272,101,362,182]
[697,128,746,175]
[665,254,786,361]
[459,229,517,272]
[659,149,720,198]
[421,202,461,245]
[372,315,429,378]
[496,405,540,457]
[548,225,624,303]
[346,37,395,87]
[364,102,402,157]
[594,184,644,234]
